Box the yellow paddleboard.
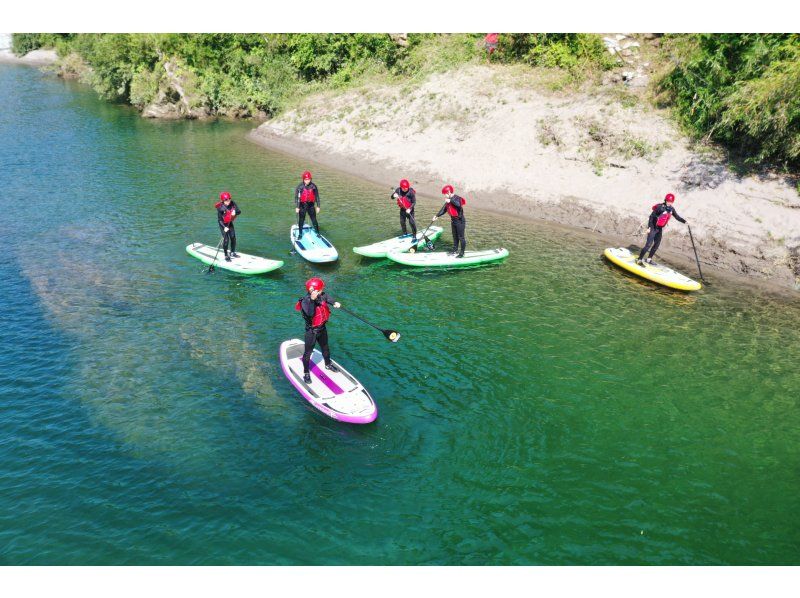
[604,247,702,291]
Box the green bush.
[658,34,800,168]
[11,33,68,55]
[497,34,615,71]
[129,67,161,107]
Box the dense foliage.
[497,33,616,71]
[658,34,800,169]
[14,33,799,169]
[12,33,615,117]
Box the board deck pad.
[186,242,284,274]
[604,247,701,291]
[290,225,338,263]
[353,226,444,258]
[279,339,377,424]
[386,247,509,268]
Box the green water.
[1,65,798,565]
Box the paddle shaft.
[337,305,383,332]
[336,304,400,342]
[412,201,448,248]
[207,236,224,272]
[687,224,705,282]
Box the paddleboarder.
[215,191,241,262]
[636,193,688,266]
[294,170,321,240]
[391,179,417,237]
[295,277,341,384]
[432,184,467,257]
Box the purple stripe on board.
[310,360,345,395]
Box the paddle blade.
[383,330,401,343]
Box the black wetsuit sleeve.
[408,189,416,208]
[217,206,226,226]
[436,204,448,217]
[231,201,241,217]
[300,296,315,318]
[450,195,463,210]
[313,184,320,207]
[672,208,686,224]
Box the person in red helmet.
[484,33,499,62]
[214,191,241,261]
[391,179,417,237]
[636,193,688,265]
[295,277,341,384]
[433,184,467,257]
[294,170,321,240]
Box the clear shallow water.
[1,65,799,565]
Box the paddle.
[409,202,447,253]
[687,224,706,283]
[336,304,401,342]
[206,236,224,273]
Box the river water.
[1,64,798,565]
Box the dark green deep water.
[1,65,798,565]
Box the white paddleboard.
[353,226,444,258]
[186,243,284,274]
[279,339,377,424]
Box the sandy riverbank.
[0,48,57,66]
[250,64,800,293]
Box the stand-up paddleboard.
[279,339,378,424]
[604,247,702,291]
[290,225,338,263]
[386,247,509,268]
[186,243,284,274]
[353,226,444,258]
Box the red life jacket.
[295,298,331,327]
[312,302,331,327]
[215,201,237,224]
[447,197,465,218]
[653,204,671,227]
[396,192,412,210]
[299,187,316,203]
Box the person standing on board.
[636,193,687,266]
[391,179,417,237]
[433,184,467,257]
[295,277,341,384]
[215,191,241,262]
[294,170,320,240]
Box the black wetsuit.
[295,182,320,237]
[638,202,686,260]
[216,200,241,256]
[298,292,335,374]
[437,195,467,256]
[393,187,417,236]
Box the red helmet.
[302,171,312,181]
[399,179,410,191]
[306,277,325,292]
[441,185,454,195]
[665,193,675,203]
[219,191,231,201]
